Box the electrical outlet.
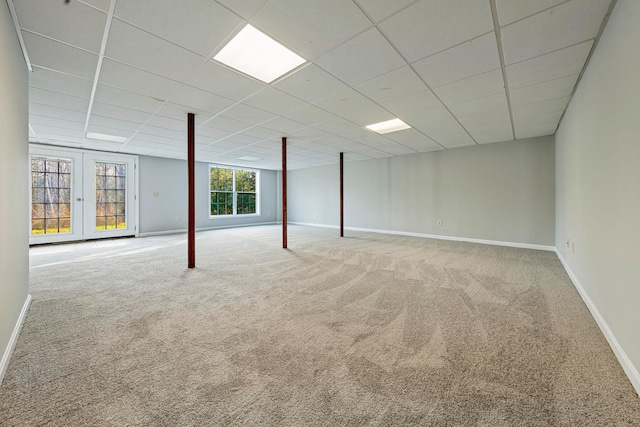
[437,219,442,226]
[175,216,180,222]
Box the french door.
[29,145,138,245]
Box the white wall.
[0,1,30,382]
[289,136,555,247]
[139,156,278,234]
[555,0,640,394]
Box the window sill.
[208,213,261,219]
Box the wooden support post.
[187,113,196,268]
[340,152,344,237]
[282,137,288,249]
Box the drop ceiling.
[10,0,615,170]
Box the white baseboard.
[138,221,278,237]
[289,222,555,251]
[0,294,32,386]
[555,249,640,397]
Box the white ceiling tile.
[313,118,362,135]
[284,105,337,126]
[472,128,515,145]
[383,128,440,149]
[115,0,243,56]
[315,28,406,86]
[134,132,182,145]
[404,107,456,129]
[29,67,93,99]
[449,93,509,118]
[136,125,185,140]
[511,96,571,119]
[105,19,205,82]
[433,70,505,105]
[239,126,282,140]
[412,120,475,148]
[31,124,84,139]
[168,85,236,115]
[515,125,556,140]
[99,59,183,100]
[156,103,213,124]
[380,144,417,156]
[94,84,164,113]
[31,133,84,145]
[188,61,265,102]
[22,32,98,80]
[274,65,349,103]
[496,0,566,26]
[146,115,186,132]
[458,109,514,143]
[379,0,494,62]
[242,87,306,115]
[91,102,152,123]
[30,103,87,123]
[382,90,442,117]
[29,115,85,131]
[288,126,329,140]
[251,0,371,60]
[313,89,376,117]
[216,0,269,19]
[506,40,593,89]
[89,115,141,132]
[510,74,579,106]
[15,1,106,53]
[220,104,278,125]
[260,117,306,133]
[412,33,501,88]
[353,0,417,23]
[196,126,228,140]
[355,66,428,104]
[203,116,253,133]
[513,111,563,130]
[501,0,611,65]
[29,88,89,112]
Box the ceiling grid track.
[489,0,517,141]
[5,0,32,71]
[83,0,118,141]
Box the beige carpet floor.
[1,225,639,425]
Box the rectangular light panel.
[214,25,306,84]
[86,132,128,143]
[365,118,411,134]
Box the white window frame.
[208,165,260,218]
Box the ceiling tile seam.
[20,28,101,56]
[403,29,496,69]
[214,0,269,21]
[509,73,580,97]
[498,0,572,29]
[352,0,421,25]
[29,100,88,114]
[75,0,109,14]
[30,113,84,126]
[6,0,32,71]
[29,64,94,83]
[505,39,596,68]
[29,85,92,102]
[373,22,478,147]
[554,0,618,135]
[83,0,117,140]
[489,0,516,141]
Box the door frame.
[29,144,139,244]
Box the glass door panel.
[29,149,83,245]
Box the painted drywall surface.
[555,0,640,387]
[289,136,555,246]
[138,156,278,233]
[0,1,29,373]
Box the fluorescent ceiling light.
[365,118,411,134]
[86,132,128,143]
[214,25,306,84]
[238,156,261,161]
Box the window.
[31,157,72,234]
[95,162,127,230]
[210,166,258,216]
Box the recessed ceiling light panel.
[238,156,261,161]
[86,132,128,143]
[365,118,411,134]
[214,25,306,84]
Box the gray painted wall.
[555,0,640,391]
[0,2,29,379]
[289,136,555,246]
[139,156,278,234]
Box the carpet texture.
[1,225,639,425]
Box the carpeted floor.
[1,225,639,425]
